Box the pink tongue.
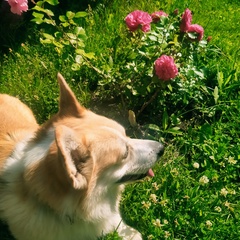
[147,169,154,177]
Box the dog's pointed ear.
[55,125,88,189]
[57,72,85,117]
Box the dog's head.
[23,73,164,213]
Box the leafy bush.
[31,3,221,137]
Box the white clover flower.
[141,201,151,209]
[159,199,168,206]
[214,206,222,212]
[163,219,169,225]
[224,201,234,212]
[153,219,163,228]
[199,175,209,185]
[220,188,228,197]
[224,201,230,208]
[229,189,236,195]
[170,168,179,175]
[152,182,160,190]
[164,231,171,238]
[193,162,200,168]
[149,194,158,204]
[147,235,154,240]
[228,156,237,165]
[206,220,213,228]
[174,219,179,226]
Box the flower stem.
[137,88,160,116]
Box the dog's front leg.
[117,221,142,240]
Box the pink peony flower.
[180,8,192,32]
[154,55,178,81]
[6,0,28,15]
[125,10,152,32]
[188,24,204,41]
[151,10,168,23]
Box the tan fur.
[0,94,38,167]
[0,73,164,240]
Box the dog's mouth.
[116,169,154,184]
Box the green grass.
[0,0,239,239]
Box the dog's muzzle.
[116,141,164,184]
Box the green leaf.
[33,6,54,16]
[31,18,44,24]
[148,35,158,41]
[75,11,87,18]
[71,63,81,71]
[32,12,44,19]
[36,1,44,6]
[166,127,183,136]
[75,49,85,55]
[42,33,55,40]
[40,38,52,44]
[145,124,161,132]
[83,52,95,59]
[52,41,63,48]
[74,27,86,36]
[62,22,70,27]
[213,86,219,104]
[66,33,77,39]
[45,0,59,5]
[59,15,67,22]
[162,110,169,130]
[217,70,223,90]
[66,11,75,19]
[44,9,54,17]
[44,19,55,25]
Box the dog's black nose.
[149,141,164,158]
[157,144,164,157]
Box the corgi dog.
[0,73,164,240]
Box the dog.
[0,73,164,240]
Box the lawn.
[0,0,239,239]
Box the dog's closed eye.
[122,145,129,159]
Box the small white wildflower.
[206,220,213,228]
[152,182,160,190]
[219,161,225,168]
[164,231,171,238]
[149,194,158,204]
[214,206,222,212]
[141,201,151,209]
[153,219,163,228]
[220,188,228,197]
[170,168,179,175]
[199,175,209,185]
[174,219,179,226]
[193,162,200,169]
[147,234,154,240]
[224,201,230,208]
[163,219,169,225]
[229,189,236,195]
[228,156,237,165]
[224,201,234,212]
[159,199,168,206]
